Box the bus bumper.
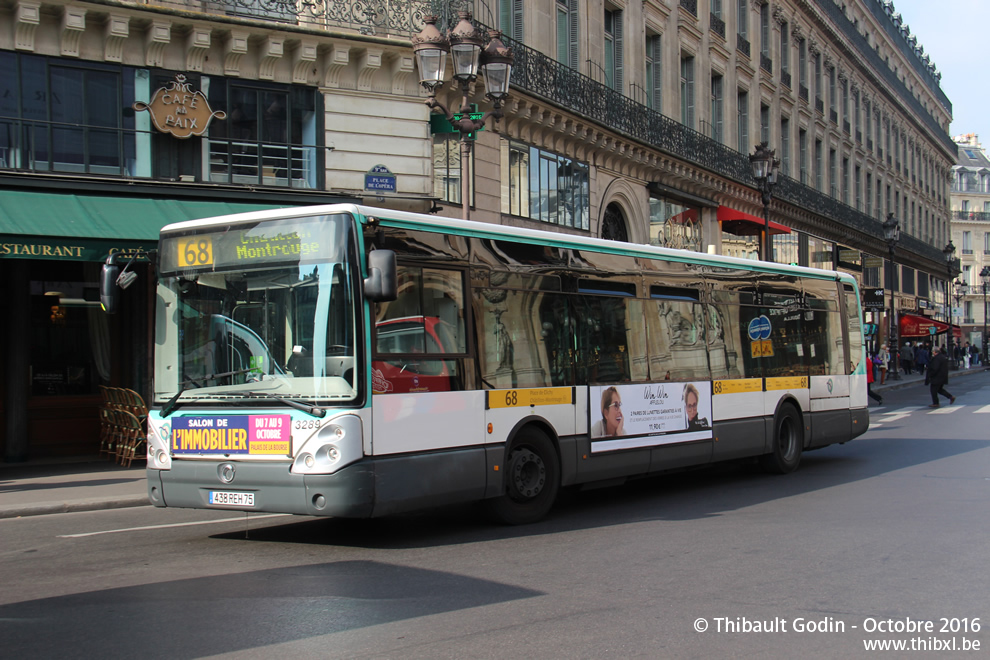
[147,460,375,518]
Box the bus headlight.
[147,422,172,470]
[291,415,362,475]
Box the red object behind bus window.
[372,316,453,393]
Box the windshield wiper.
[160,368,263,417]
[241,391,326,418]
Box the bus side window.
[646,287,709,381]
[373,265,466,393]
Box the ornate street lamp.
[944,240,956,365]
[952,279,965,368]
[981,266,990,367]
[412,13,514,220]
[883,213,901,380]
[749,142,780,262]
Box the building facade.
[0,0,957,459]
[949,133,990,358]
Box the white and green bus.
[102,203,869,524]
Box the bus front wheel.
[760,404,803,474]
[486,427,560,525]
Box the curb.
[0,495,150,520]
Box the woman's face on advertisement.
[604,393,623,432]
[686,391,699,421]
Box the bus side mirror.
[100,262,121,314]
[364,250,397,302]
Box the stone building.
[949,133,990,356]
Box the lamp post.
[952,279,964,368]
[981,266,990,367]
[943,240,956,365]
[411,12,514,220]
[883,213,901,380]
[749,142,780,262]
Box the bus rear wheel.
[486,427,560,525]
[760,404,803,474]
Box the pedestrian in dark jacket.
[925,346,956,408]
[914,344,929,375]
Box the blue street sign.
[748,315,772,341]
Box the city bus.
[101,203,869,524]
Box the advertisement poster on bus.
[589,381,713,452]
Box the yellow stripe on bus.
[713,379,763,394]
[488,387,572,409]
[766,376,809,390]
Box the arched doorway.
[601,202,628,242]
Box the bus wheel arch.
[486,421,561,525]
[760,400,803,474]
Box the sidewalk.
[872,362,988,395]
[0,457,149,519]
[1,366,987,519]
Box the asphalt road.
[2,378,989,659]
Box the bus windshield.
[154,213,359,406]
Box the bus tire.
[760,404,803,474]
[486,427,560,525]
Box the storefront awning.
[0,190,289,261]
[716,205,791,236]
[899,313,960,339]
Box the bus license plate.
[209,491,255,507]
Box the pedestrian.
[866,355,882,406]
[963,342,971,369]
[877,343,889,384]
[925,346,956,408]
[914,343,929,376]
[900,341,915,375]
[969,343,980,367]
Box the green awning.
[0,190,289,261]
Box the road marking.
[57,513,291,538]
[928,405,961,414]
[876,407,922,422]
[975,405,990,414]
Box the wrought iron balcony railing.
[710,13,725,39]
[799,84,809,102]
[679,0,698,16]
[816,97,824,114]
[781,70,791,89]
[953,211,990,221]
[145,0,456,36]
[760,53,773,74]
[830,109,838,124]
[737,35,750,58]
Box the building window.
[737,0,748,39]
[710,73,723,143]
[829,67,836,114]
[814,53,822,102]
[500,138,589,230]
[760,104,769,144]
[780,22,789,75]
[962,230,972,253]
[500,0,524,41]
[645,34,662,110]
[680,55,695,129]
[604,8,623,92]
[649,196,700,251]
[798,39,807,89]
[866,172,872,216]
[760,3,770,57]
[842,157,849,205]
[431,128,473,206]
[780,116,790,177]
[829,149,837,198]
[737,89,748,153]
[799,128,807,185]
[207,80,320,189]
[855,165,861,210]
[815,139,823,191]
[0,52,138,176]
[556,0,578,69]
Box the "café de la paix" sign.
[133,74,226,139]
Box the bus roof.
[159,202,858,286]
